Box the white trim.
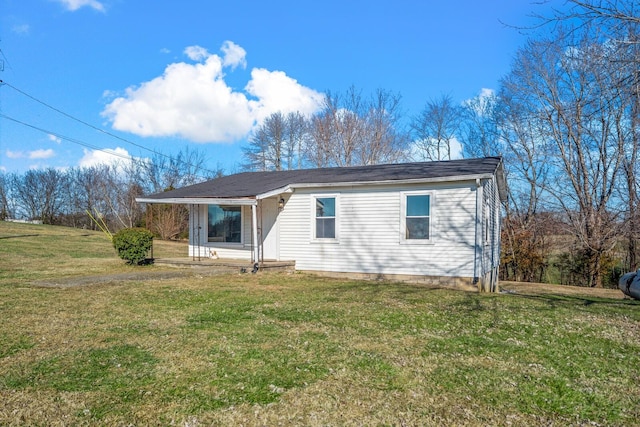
[252,205,259,263]
[252,174,495,199]
[136,197,257,206]
[284,174,494,191]
[310,193,340,243]
[256,186,294,200]
[400,190,434,245]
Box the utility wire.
[0,113,139,163]
[0,80,219,177]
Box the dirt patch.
[32,267,242,288]
[30,269,633,301]
[0,234,40,239]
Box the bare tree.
[458,90,502,158]
[143,147,212,193]
[0,172,13,220]
[411,94,460,161]
[305,112,335,168]
[285,111,308,169]
[360,88,409,165]
[243,112,309,171]
[321,88,364,167]
[524,0,640,278]
[503,27,630,287]
[536,0,640,37]
[243,125,271,171]
[11,168,67,224]
[305,87,408,167]
[497,82,554,282]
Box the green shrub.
[112,228,153,265]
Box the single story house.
[136,156,507,292]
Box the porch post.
[251,203,259,263]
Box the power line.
[0,113,139,163]
[0,80,219,177]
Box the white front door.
[260,198,279,261]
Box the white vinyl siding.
[483,178,501,271]
[476,177,502,290]
[279,182,477,277]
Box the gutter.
[135,197,257,206]
[136,172,500,205]
[253,173,496,199]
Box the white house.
[136,157,507,292]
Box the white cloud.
[55,0,105,12]
[245,68,325,124]
[6,150,24,159]
[12,24,30,35]
[102,41,323,144]
[462,88,497,116]
[78,147,132,169]
[479,88,495,98]
[48,134,62,144]
[184,45,209,61]
[29,149,55,159]
[221,41,246,70]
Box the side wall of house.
[278,181,478,278]
[479,177,502,291]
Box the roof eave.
[137,172,503,204]
[281,173,497,192]
[135,197,257,206]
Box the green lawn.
[1,222,639,426]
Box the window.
[208,205,241,243]
[403,193,431,241]
[315,196,336,239]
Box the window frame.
[311,194,340,243]
[207,204,244,245]
[400,191,434,244]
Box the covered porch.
[138,191,290,265]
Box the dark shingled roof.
[141,156,504,200]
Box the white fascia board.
[256,186,294,200]
[135,197,257,206]
[284,174,496,190]
[495,160,509,202]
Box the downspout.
[492,180,500,293]
[474,179,483,290]
[251,204,259,263]
[258,199,264,265]
[190,204,195,261]
[194,204,201,261]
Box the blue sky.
[0,0,559,175]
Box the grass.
[1,222,639,425]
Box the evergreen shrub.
[112,227,153,265]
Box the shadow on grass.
[504,290,640,310]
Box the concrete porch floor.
[153,257,295,273]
